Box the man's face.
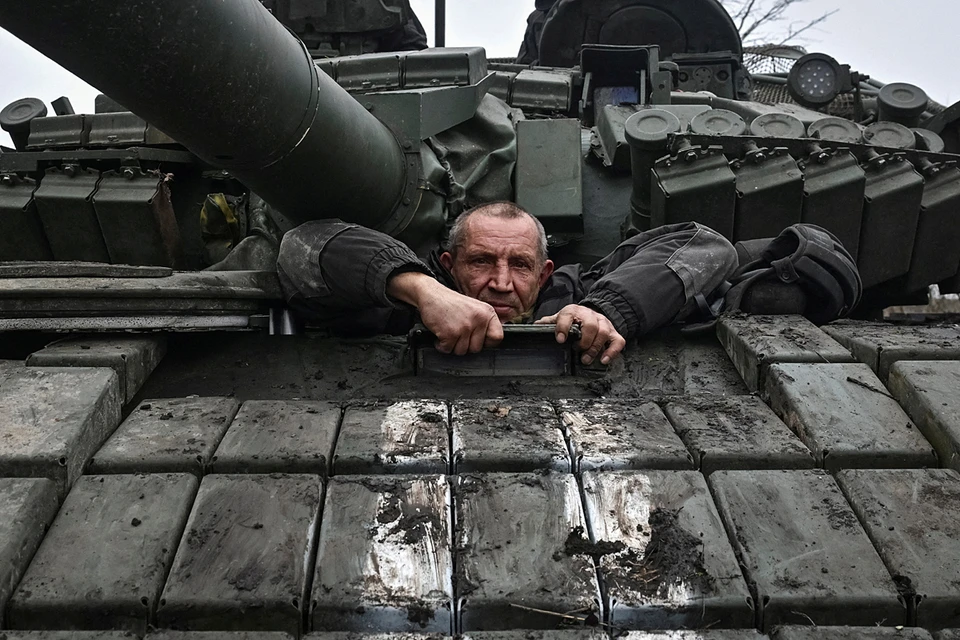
[440,214,554,322]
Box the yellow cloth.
[200,193,243,265]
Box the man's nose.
[488,263,513,292]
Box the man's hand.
[535,304,626,365]
[388,271,503,355]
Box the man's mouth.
[486,302,518,320]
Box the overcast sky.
[0,0,955,148]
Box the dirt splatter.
[894,574,917,598]
[917,479,960,505]
[609,508,716,600]
[394,510,443,545]
[773,573,809,591]
[586,377,613,397]
[373,486,444,545]
[517,470,549,488]
[406,600,436,628]
[558,526,626,560]
[228,563,266,592]
[818,497,860,532]
[377,494,402,525]
[456,402,566,467]
[455,475,489,496]
[487,404,512,417]
[454,562,479,597]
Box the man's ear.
[539,259,555,288]
[439,251,455,272]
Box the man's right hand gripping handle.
[387,271,504,355]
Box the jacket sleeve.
[575,223,738,339]
[277,220,433,334]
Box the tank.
[1,2,960,639]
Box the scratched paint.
[581,471,753,629]
[312,475,453,632]
[558,399,693,472]
[336,401,449,474]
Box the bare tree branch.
[734,0,759,33]
[721,0,836,46]
[775,10,838,45]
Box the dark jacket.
[276,220,738,339]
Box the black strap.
[793,255,846,323]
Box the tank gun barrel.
[0,0,408,229]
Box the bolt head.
[684,150,698,163]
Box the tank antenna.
[435,0,446,47]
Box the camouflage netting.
[750,79,861,119]
[743,44,861,118]
[742,44,807,75]
[744,44,945,116]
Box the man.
[277,202,738,364]
[377,1,428,52]
[516,0,557,65]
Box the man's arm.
[577,222,738,338]
[278,221,504,348]
[535,223,738,356]
[277,221,430,333]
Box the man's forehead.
[462,213,539,248]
